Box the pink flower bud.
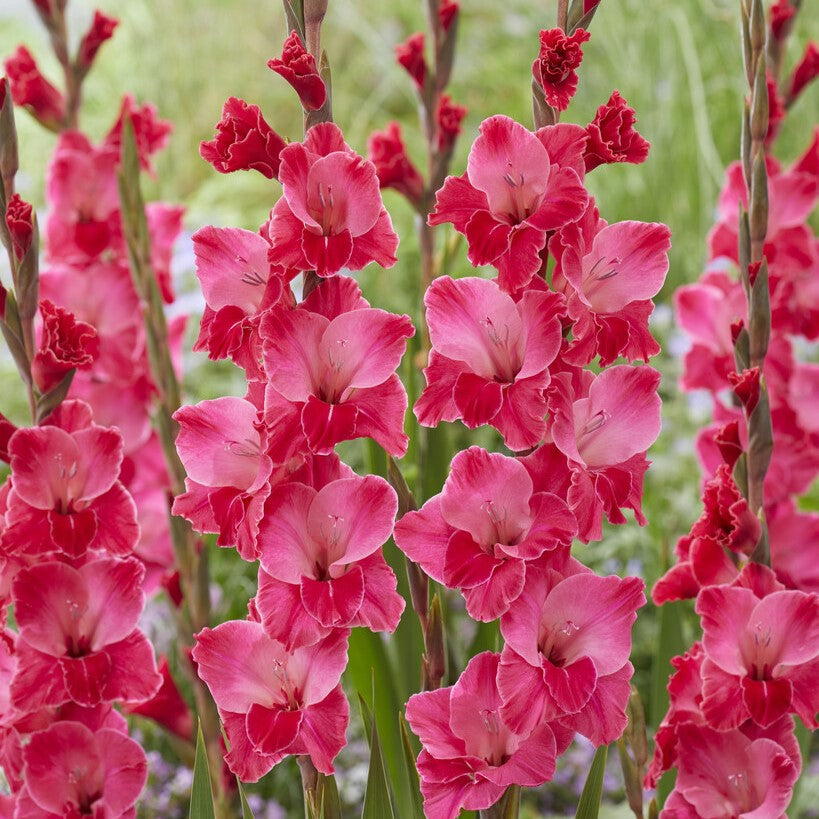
[790,42,819,103]
[438,0,459,33]
[435,94,467,152]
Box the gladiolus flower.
[415,276,564,451]
[4,403,138,558]
[268,31,327,111]
[430,115,588,292]
[17,722,147,819]
[256,473,404,645]
[696,572,819,729]
[395,446,576,621]
[104,95,172,174]
[406,652,560,819]
[10,557,161,710]
[549,365,662,541]
[193,621,349,780]
[31,300,99,393]
[200,97,287,180]
[498,564,645,744]
[584,91,650,172]
[268,122,400,276]
[532,28,590,112]
[261,276,414,456]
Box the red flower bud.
[367,122,425,207]
[396,32,427,89]
[31,300,99,393]
[765,74,786,146]
[769,0,796,44]
[584,90,650,172]
[731,318,745,344]
[267,31,327,111]
[729,367,761,414]
[789,42,819,103]
[104,95,172,174]
[5,193,33,261]
[200,97,287,180]
[533,27,590,112]
[439,0,459,33]
[3,46,65,130]
[436,94,467,152]
[77,10,118,69]
[715,420,743,469]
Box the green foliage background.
[1,0,818,816]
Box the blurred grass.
[2,0,819,816]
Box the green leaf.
[399,715,425,819]
[237,779,255,819]
[575,744,608,819]
[790,717,812,813]
[361,705,396,819]
[189,720,215,819]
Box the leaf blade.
[189,720,216,819]
[575,744,609,819]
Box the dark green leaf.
[575,744,608,819]
[189,720,216,819]
[399,715,424,819]
[361,709,396,819]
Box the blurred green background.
[1,0,818,816]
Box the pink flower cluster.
[391,30,669,819]
[651,17,819,813]
[0,401,162,817]
[184,29,412,780]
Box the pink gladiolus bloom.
[552,201,671,366]
[3,404,138,558]
[123,656,194,741]
[267,31,327,111]
[193,621,349,781]
[192,225,292,379]
[696,573,819,730]
[430,115,588,292]
[406,652,559,819]
[549,365,662,541]
[10,557,161,710]
[498,563,645,744]
[394,446,576,621]
[662,724,799,818]
[173,397,273,560]
[415,276,563,451]
[676,269,747,394]
[45,132,121,262]
[256,473,404,646]
[261,276,414,456]
[104,95,172,175]
[17,722,147,819]
[653,464,762,605]
[768,501,819,593]
[267,122,399,276]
